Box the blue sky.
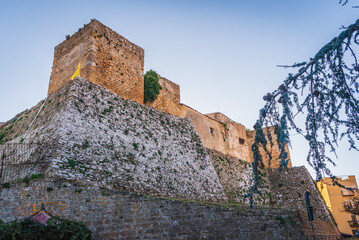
[0,0,358,181]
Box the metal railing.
[348,220,359,228]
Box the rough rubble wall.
[0,179,310,240]
[266,166,332,223]
[0,86,75,182]
[1,78,226,201]
[206,149,271,205]
[49,19,144,103]
[246,127,292,168]
[207,150,335,225]
[0,80,341,239]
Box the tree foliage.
[244,17,359,207]
[0,216,92,240]
[144,70,162,103]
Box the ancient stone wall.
[47,19,292,168]
[266,166,332,222]
[0,77,340,239]
[48,23,94,96]
[206,149,270,204]
[48,19,144,103]
[297,210,341,239]
[206,112,236,124]
[0,179,313,240]
[148,76,182,116]
[205,113,252,161]
[246,127,292,168]
[206,150,334,224]
[1,78,225,202]
[180,105,237,156]
[180,107,292,167]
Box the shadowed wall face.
[48,19,144,103]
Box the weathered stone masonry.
[1,78,226,202]
[0,78,340,239]
[0,179,338,240]
[49,19,144,103]
[0,19,341,239]
[48,19,291,168]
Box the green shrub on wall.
[144,70,162,103]
[0,216,91,240]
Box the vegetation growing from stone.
[30,174,44,180]
[1,183,10,188]
[20,174,45,185]
[0,121,16,144]
[245,9,359,207]
[0,216,91,240]
[5,78,224,201]
[144,70,162,103]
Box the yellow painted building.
[317,176,359,236]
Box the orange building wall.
[317,176,359,235]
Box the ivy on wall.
[144,70,162,103]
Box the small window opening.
[238,137,245,145]
[341,186,354,196]
[209,127,214,135]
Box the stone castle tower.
[48,19,144,103]
[48,19,291,168]
[0,19,342,240]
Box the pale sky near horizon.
[0,0,358,183]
